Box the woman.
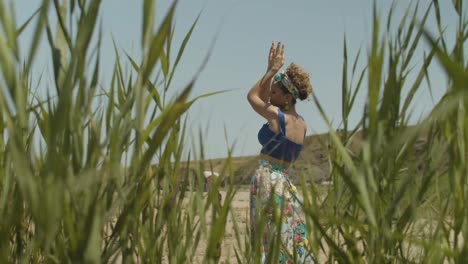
[247,41,314,263]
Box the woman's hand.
[248,41,285,120]
[268,41,285,72]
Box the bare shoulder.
[298,115,308,135]
[297,114,307,131]
[285,113,306,126]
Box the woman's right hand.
[268,41,285,73]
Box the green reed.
[300,0,468,262]
[0,0,232,263]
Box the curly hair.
[285,63,312,102]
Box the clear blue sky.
[15,0,461,159]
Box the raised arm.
[247,42,284,120]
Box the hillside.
[182,132,351,185]
[182,126,430,185]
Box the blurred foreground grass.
[0,0,467,263]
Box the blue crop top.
[257,109,304,162]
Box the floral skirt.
[250,159,314,264]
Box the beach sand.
[191,190,323,263]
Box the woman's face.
[269,83,287,108]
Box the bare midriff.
[259,154,291,168]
